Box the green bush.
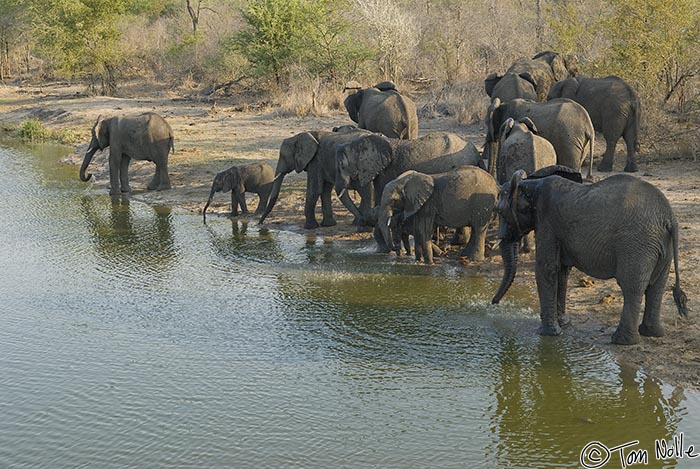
[17,119,48,142]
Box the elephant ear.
[221,170,234,193]
[484,73,502,97]
[351,134,395,187]
[518,71,537,90]
[500,117,516,140]
[550,54,569,81]
[399,171,435,219]
[374,81,396,92]
[528,164,583,183]
[344,91,363,123]
[519,117,538,134]
[94,115,109,150]
[561,77,580,98]
[293,132,320,173]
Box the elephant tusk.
[492,239,501,250]
[337,188,346,199]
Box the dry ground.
[1,81,698,389]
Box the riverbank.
[1,81,698,390]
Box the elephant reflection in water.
[489,337,686,467]
[79,195,177,271]
[205,219,284,264]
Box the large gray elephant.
[547,76,641,173]
[485,98,594,178]
[491,165,688,345]
[484,72,537,102]
[202,163,274,222]
[335,132,483,225]
[343,82,418,139]
[80,113,174,195]
[258,128,372,229]
[378,167,498,264]
[506,51,578,101]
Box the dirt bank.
[1,82,698,390]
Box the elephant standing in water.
[492,165,688,345]
[378,167,498,264]
[203,163,274,222]
[335,132,483,225]
[80,113,174,195]
[485,98,594,178]
[343,82,418,139]
[258,128,372,229]
[547,76,641,172]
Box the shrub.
[17,119,47,142]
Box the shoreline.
[1,82,698,390]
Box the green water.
[0,141,697,468]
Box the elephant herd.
[78,58,687,346]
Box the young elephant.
[378,167,498,264]
[202,163,274,222]
[547,76,641,172]
[343,82,418,139]
[80,112,174,195]
[492,165,688,345]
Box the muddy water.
[0,142,698,468]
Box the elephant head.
[547,77,580,100]
[484,72,537,99]
[377,170,434,252]
[80,115,110,182]
[343,90,365,123]
[334,134,393,198]
[203,168,244,222]
[499,117,538,144]
[492,165,583,304]
[258,132,320,224]
[532,51,577,81]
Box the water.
[0,141,698,468]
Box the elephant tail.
[585,127,594,180]
[633,98,641,153]
[169,136,175,154]
[670,218,688,318]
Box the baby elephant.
[378,167,498,264]
[203,163,274,222]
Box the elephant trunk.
[487,141,498,177]
[202,185,217,223]
[80,143,98,182]
[378,205,395,252]
[258,172,285,224]
[492,240,519,304]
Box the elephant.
[378,167,498,264]
[485,98,594,178]
[258,128,373,229]
[369,206,443,260]
[343,82,418,139]
[202,163,275,222]
[547,76,641,173]
[496,117,557,184]
[484,72,537,102]
[491,165,688,345]
[335,132,483,226]
[506,51,578,101]
[496,117,557,253]
[80,112,174,195]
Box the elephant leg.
[623,134,638,173]
[461,225,486,261]
[254,192,266,214]
[597,138,617,172]
[147,165,160,191]
[535,240,561,336]
[108,149,122,195]
[230,190,239,217]
[611,287,644,345]
[119,156,132,193]
[303,191,320,229]
[238,190,249,214]
[418,233,433,265]
[159,158,171,190]
[639,262,670,337]
[402,232,411,256]
[557,266,572,327]
[320,184,337,227]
